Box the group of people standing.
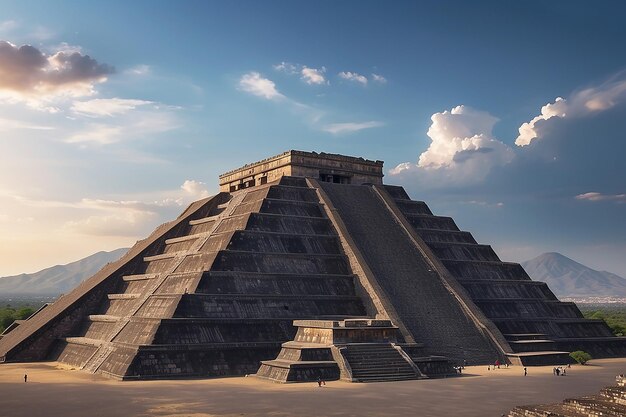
[553,365,570,376]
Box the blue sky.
[0,0,625,277]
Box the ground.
[1,359,625,417]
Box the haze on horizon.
[0,1,624,278]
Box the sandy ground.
[0,359,625,417]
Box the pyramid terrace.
[1,150,625,382]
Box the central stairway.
[256,319,424,383]
[340,343,421,382]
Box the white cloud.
[575,192,626,203]
[515,97,567,146]
[301,66,327,85]
[338,71,368,85]
[238,72,284,100]
[516,77,626,146]
[0,20,19,33]
[0,117,54,131]
[64,210,158,237]
[126,64,151,75]
[390,105,514,183]
[71,98,153,117]
[322,121,385,135]
[65,124,124,145]
[372,73,387,84]
[273,61,298,74]
[181,180,209,199]
[463,200,505,208]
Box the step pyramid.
[1,150,624,379]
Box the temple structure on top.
[1,150,625,381]
[219,150,384,192]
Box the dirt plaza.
[1,358,625,417]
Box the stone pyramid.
[1,150,624,379]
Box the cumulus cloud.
[390,105,514,182]
[372,73,387,84]
[71,98,153,117]
[516,76,626,146]
[181,180,209,199]
[515,97,568,146]
[301,66,327,85]
[576,192,626,203]
[238,72,284,100]
[322,121,385,135]
[0,41,114,102]
[338,71,368,85]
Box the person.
[556,368,560,376]
[562,369,566,376]
[524,367,527,376]
[495,359,500,369]
[24,374,27,383]
[553,367,557,376]
[317,376,322,387]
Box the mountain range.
[1,248,625,299]
[0,248,128,296]
[521,252,626,298]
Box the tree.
[570,350,592,365]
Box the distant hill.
[0,248,129,296]
[522,252,626,298]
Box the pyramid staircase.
[340,343,421,382]
[256,319,424,383]
[382,184,626,364]
[2,176,370,378]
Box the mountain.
[522,252,626,298]
[0,248,129,296]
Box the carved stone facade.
[218,150,383,192]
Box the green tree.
[0,308,17,333]
[570,350,592,365]
[16,307,35,320]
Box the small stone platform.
[256,319,426,383]
[508,375,626,416]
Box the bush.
[570,350,592,365]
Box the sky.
[0,0,625,277]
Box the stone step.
[188,216,218,226]
[562,397,626,415]
[506,351,572,366]
[107,293,140,300]
[261,359,337,369]
[64,337,103,347]
[600,386,626,406]
[143,251,186,262]
[509,340,557,353]
[88,315,120,322]
[122,273,158,281]
[165,234,203,244]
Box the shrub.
[570,350,592,365]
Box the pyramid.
[1,150,624,380]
